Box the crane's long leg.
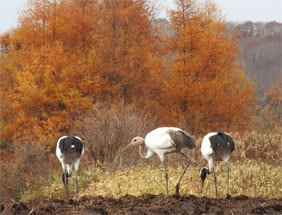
[226,162,231,199]
[74,160,80,200]
[175,152,191,196]
[62,173,69,199]
[161,161,169,195]
[66,177,69,199]
[75,170,78,200]
[213,169,218,198]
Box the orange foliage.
[0,42,94,143]
[93,0,161,104]
[0,0,255,145]
[157,0,256,133]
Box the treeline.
[228,21,282,98]
[231,21,282,132]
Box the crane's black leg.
[226,162,231,199]
[175,152,191,196]
[62,173,69,199]
[213,170,218,198]
[75,170,78,200]
[162,161,169,195]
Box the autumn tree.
[1,44,93,144]
[0,0,165,145]
[94,0,162,105]
[0,0,101,144]
[160,0,256,133]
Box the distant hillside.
[227,21,282,97]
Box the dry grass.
[21,160,281,201]
[20,131,282,201]
[82,159,281,198]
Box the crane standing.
[123,127,195,196]
[199,132,234,198]
[56,135,84,199]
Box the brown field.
[1,194,282,214]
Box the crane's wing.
[59,136,83,154]
[168,129,195,149]
[209,132,234,154]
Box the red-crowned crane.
[123,127,195,196]
[199,132,234,199]
[56,135,84,199]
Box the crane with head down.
[199,132,235,199]
[123,127,195,196]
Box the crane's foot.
[67,198,79,205]
[226,193,231,200]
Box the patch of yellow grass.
[20,132,281,201]
[21,159,282,201]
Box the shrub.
[0,142,55,201]
[75,102,157,169]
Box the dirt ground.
[1,194,281,215]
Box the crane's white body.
[56,136,84,176]
[56,135,84,199]
[143,127,185,160]
[200,132,234,198]
[201,132,231,172]
[126,127,195,196]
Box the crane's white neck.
[138,145,154,159]
[138,145,147,158]
[206,158,214,173]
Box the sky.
[0,0,282,34]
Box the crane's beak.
[200,173,206,194]
[200,175,206,185]
[201,178,205,190]
[121,143,132,153]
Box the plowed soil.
[1,194,281,215]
